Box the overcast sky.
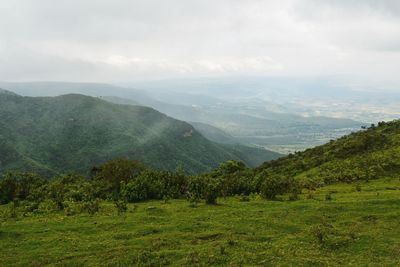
[0,0,400,87]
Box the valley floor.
[1,178,400,266]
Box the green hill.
[0,92,281,175]
[257,120,400,185]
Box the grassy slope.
[0,93,280,175]
[1,178,399,266]
[257,120,400,183]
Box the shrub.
[288,192,299,201]
[186,175,221,205]
[121,171,161,202]
[186,192,199,208]
[38,199,59,213]
[159,167,188,199]
[260,175,286,200]
[0,172,46,204]
[306,190,316,199]
[82,199,100,215]
[203,177,220,205]
[63,200,83,216]
[92,159,146,198]
[355,183,362,192]
[114,199,128,215]
[22,201,40,213]
[310,221,333,245]
[186,176,204,204]
[238,194,250,202]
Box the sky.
[0,0,400,87]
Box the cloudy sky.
[0,0,399,86]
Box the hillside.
[0,92,280,175]
[257,120,400,185]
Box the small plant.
[38,199,58,213]
[310,221,333,245]
[238,194,250,202]
[227,238,236,246]
[187,192,199,208]
[306,190,315,199]
[249,192,262,201]
[114,199,127,215]
[325,192,333,201]
[162,195,170,204]
[288,192,299,201]
[7,201,18,219]
[219,246,226,255]
[310,220,356,249]
[22,201,40,213]
[63,200,82,216]
[186,251,200,265]
[355,183,362,192]
[83,199,100,215]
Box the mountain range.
[0,89,280,175]
[0,81,364,153]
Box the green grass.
[1,178,400,266]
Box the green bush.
[0,172,46,204]
[203,177,220,205]
[82,199,100,215]
[260,175,286,200]
[114,199,128,215]
[187,175,221,205]
[92,159,146,198]
[38,199,59,213]
[121,171,161,202]
[63,200,83,216]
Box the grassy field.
[1,178,400,266]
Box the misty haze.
[1,1,400,266]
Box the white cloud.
[0,0,399,85]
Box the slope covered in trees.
[0,91,280,176]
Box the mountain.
[256,120,400,185]
[0,81,363,153]
[0,92,281,176]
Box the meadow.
[1,178,399,266]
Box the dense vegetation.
[0,91,280,176]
